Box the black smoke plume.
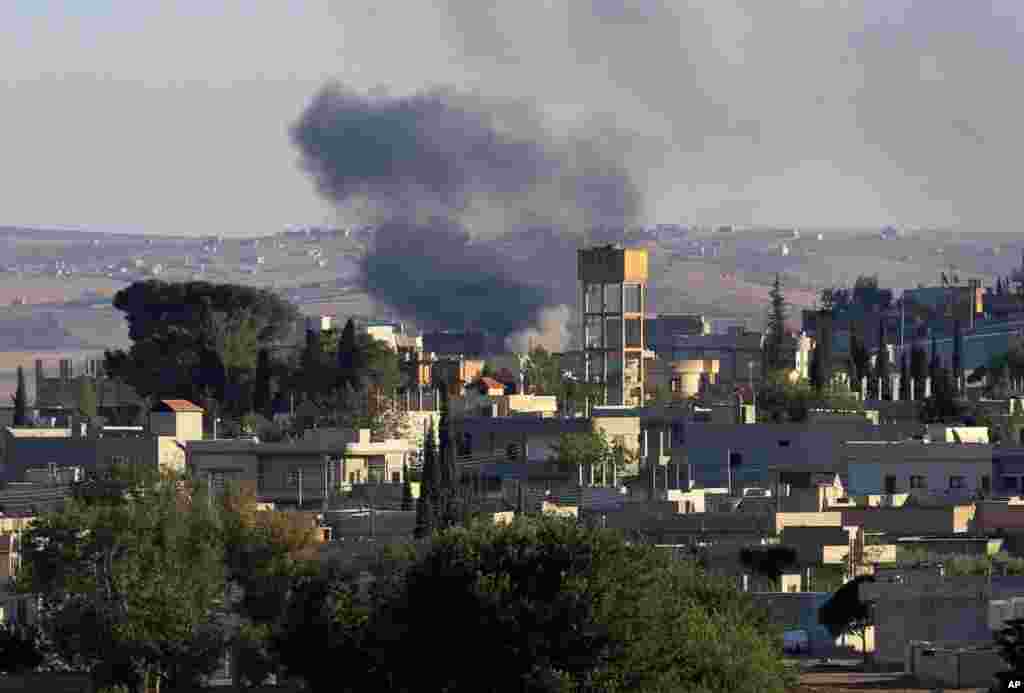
[291,83,639,340]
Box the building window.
[1003,476,1020,492]
[982,475,991,494]
[909,475,927,489]
[949,476,966,489]
[287,469,299,488]
[778,440,791,448]
[507,443,520,461]
[392,471,401,483]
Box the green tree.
[952,319,963,396]
[252,348,273,419]
[335,318,362,394]
[401,465,413,511]
[301,515,795,693]
[525,346,561,395]
[847,331,870,394]
[414,420,438,539]
[12,365,28,427]
[0,624,45,674]
[764,274,788,373]
[739,546,798,591]
[76,377,98,419]
[808,337,824,393]
[104,280,299,410]
[874,319,889,400]
[819,575,876,665]
[910,344,927,397]
[18,464,229,693]
[899,352,909,400]
[548,427,622,487]
[994,618,1024,690]
[851,275,893,312]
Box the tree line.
[0,462,794,693]
[85,280,407,437]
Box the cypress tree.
[929,335,940,385]
[899,352,909,400]
[875,319,889,399]
[336,318,362,394]
[764,274,788,373]
[12,366,28,427]
[952,320,962,396]
[414,419,438,539]
[910,345,927,389]
[809,339,823,394]
[77,377,98,419]
[253,348,273,418]
[436,387,461,529]
[401,463,413,511]
[301,328,323,403]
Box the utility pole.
[322,455,329,513]
[726,448,732,496]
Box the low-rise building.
[3,400,204,483]
[186,429,415,507]
[844,439,993,501]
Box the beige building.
[3,400,204,482]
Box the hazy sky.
[3,1,1023,236]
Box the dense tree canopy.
[277,516,794,693]
[104,280,300,415]
[18,464,228,692]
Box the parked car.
[783,629,809,654]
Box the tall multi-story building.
[578,245,649,406]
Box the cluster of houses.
[6,245,1024,685]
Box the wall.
[781,526,855,565]
[863,579,998,664]
[749,592,835,652]
[975,501,1024,533]
[840,506,968,535]
[4,435,158,483]
[678,421,889,489]
[775,512,844,534]
[911,643,1006,689]
[844,441,993,498]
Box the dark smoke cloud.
[291,83,640,338]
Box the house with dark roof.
[2,399,205,483]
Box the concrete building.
[644,314,709,352]
[902,280,983,329]
[863,573,1024,665]
[672,419,896,490]
[186,429,415,507]
[843,440,993,500]
[3,399,204,483]
[657,331,765,386]
[578,245,649,406]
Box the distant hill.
[0,313,100,351]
